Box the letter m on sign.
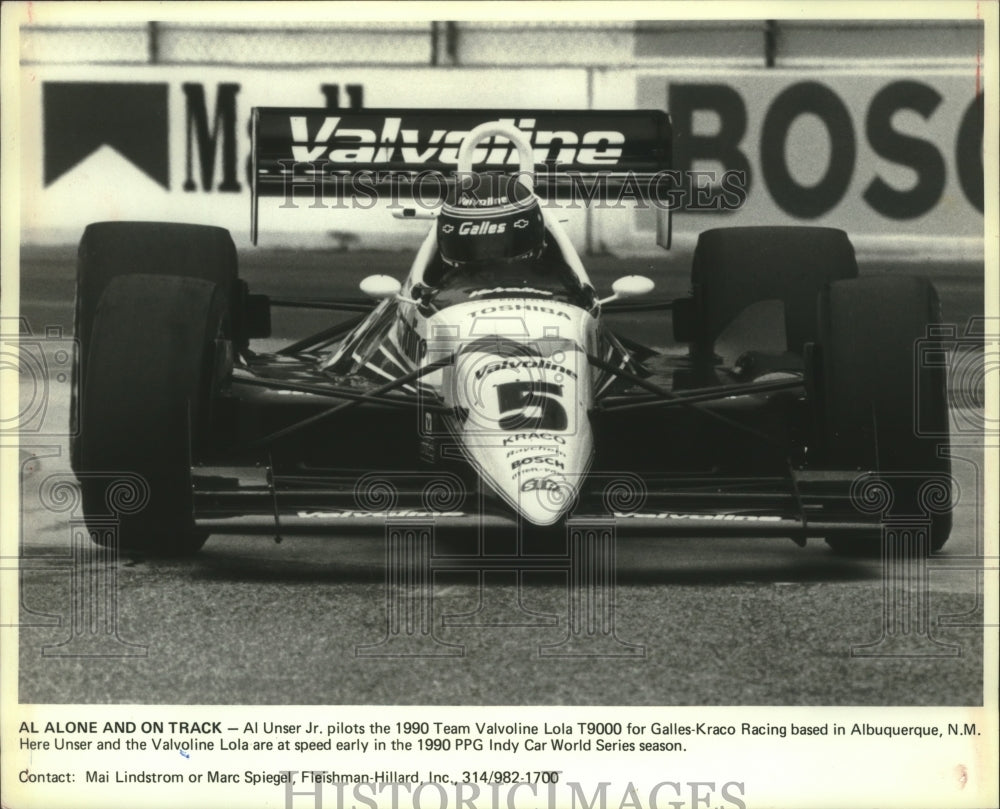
[183,83,241,192]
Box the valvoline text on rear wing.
[250,107,672,242]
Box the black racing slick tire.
[818,275,952,556]
[76,275,231,555]
[687,226,858,356]
[71,222,238,467]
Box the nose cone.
[497,436,589,526]
[451,339,593,526]
[424,297,597,526]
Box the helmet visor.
[437,204,545,266]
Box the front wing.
[190,465,882,541]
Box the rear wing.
[250,108,672,244]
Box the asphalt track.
[14,245,988,705]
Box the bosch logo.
[511,455,566,471]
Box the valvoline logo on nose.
[474,358,579,381]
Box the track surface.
[14,246,988,705]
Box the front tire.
[818,275,952,555]
[71,222,238,466]
[76,275,230,555]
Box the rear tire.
[76,275,230,555]
[818,275,952,555]
[71,222,237,466]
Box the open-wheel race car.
[70,108,953,556]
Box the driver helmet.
[436,174,545,268]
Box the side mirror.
[599,275,655,306]
[359,275,402,300]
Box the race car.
[70,109,953,557]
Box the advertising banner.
[22,63,984,257]
[20,65,590,249]
[592,68,984,257]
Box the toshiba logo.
[289,116,626,166]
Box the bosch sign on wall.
[619,69,984,251]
